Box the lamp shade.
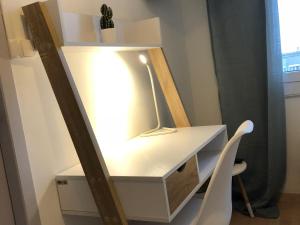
[139,54,148,65]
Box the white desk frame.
[56,125,227,223]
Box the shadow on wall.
[144,0,195,122]
[62,48,173,154]
[145,0,222,126]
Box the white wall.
[11,55,79,225]
[61,47,172,155]
[283,75,300,193]
[285,97,300,193]
[180,0,221,125]
[0,3,42,225]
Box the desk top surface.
[57,125,226,181]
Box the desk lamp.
[139,54,177,137]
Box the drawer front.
[56,178,170,222]
[166,156,199,214]
[56,179,98,213]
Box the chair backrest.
[197,120,254,225]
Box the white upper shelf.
[45,0,162,50]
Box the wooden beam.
[22,3,127,225]
[148,48,191,127]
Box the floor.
[230,194,300,225]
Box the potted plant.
[100,4,116,43]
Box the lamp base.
[140,127,177,137]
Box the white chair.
[232,161,255,217]
[129,120,254,225]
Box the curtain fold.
[207,0,286,218]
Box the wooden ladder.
[22,2,191,225]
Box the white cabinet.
[56,126,227,222]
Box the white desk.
[56,126,227,223]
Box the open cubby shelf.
[197,150,220,186]
[46,0,162,50]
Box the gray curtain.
[207,0,286,218]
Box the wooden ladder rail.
[22,2,191,225]
[148,48,191,128]
[22,2,127,225]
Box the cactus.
[100,4,114,29]
[100,4,108,15]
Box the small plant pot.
[101,28,117,43]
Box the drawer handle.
[177,163,187,173]
[57,180,68,185]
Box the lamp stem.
[140,62,176,137]
[146,64,161,130]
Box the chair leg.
[237,175,255,218]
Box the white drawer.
[56,155,200,222]
[56,179,98,216]
[56,178,170,222]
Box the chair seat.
[129,195,203,225]
[232,161,247,176]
